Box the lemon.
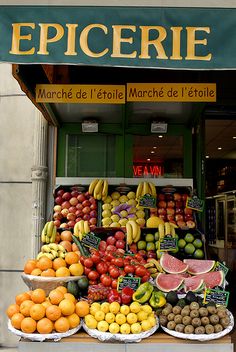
[109,322,120,334]
[131,322,142,334]
[90,302,101,316]
[85,314,97,329]
[102,210,112,218]
[111,192,120,200]
[100,302,110,314]
[105,312,115,324]
[126,312,138,325]
[119,218,128,226]
[111,199,120,207]
[120,305,130,315]
[103,196,112,204]
[127,191,136,200]
[130,302,141,313]
[102,203,112,210]
[136,210,145,218]
[110,222,121,228]
[102,217,112,226]
[148,316,156,327]
[97,320,109,332]
[120,210,128,217]
[141,319,152,332]
[119,195,129,203]
[141,305,153,315]
[94,310,105,322]
[109,302,120,314]
[110,214,120,222]
[115,313,126,325]
[127,199,137,206]
[137,310,148,322]
[120,323,131,334]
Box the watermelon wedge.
[160,253,188,274]
[183,259,215,275]
[184,276,205,292]
[156,273,184,292]
[196,271,224,289]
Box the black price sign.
[117,276,141,292]
[186,196,204,212]
[203,288,229,307]
[81,232,101,250]
[214,261,229,277]
[139,194,156,208]
[159,237,177,251]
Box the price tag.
[214,261,229,277]
[186,196,204,212]
[81,232,101,250]
[117,276,141,292]
[203,288,229,307]
[159,237,177,251]
[138,194,156,208]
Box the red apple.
[82,206,91,214]
[167,201,175,208]
[56,189,65,197]
[184,208,193,215]
[61,201,71,209]
[76,203,83,210]
[53,212,63,220]
[184,214,194,221]
[175,208,184,214]
[158,208,167,215]
[60,223,69,229]
[83,214,90,221]
[84,191,90,198]
[159,214,166,221]
[165,194,173,201]
[53,219,61,227]
[89,217,97,225]
[106,236,116,245]
[116,248,125,256]
[77,194,86,203]
[182,194,188,202]
[177,220,186,228]
[158,194,165,201]
[68,206,76,214]
[116,240,125,249]
[90,203,97,210]
[75,209,83,217]
[90,210,97,218]
[62,192,72,201]
[55,196,63,205]
[186,220,196,229]
[82,200,91,208]
[67,212,76,221]
[61,208,69,217]
[54,205,62,212]
[173,193,182,201]
[167,214,175,221]
[69,197,79,206]
[75,217,83,223]
[158,201,167,208]
[175,200,183,208]
[166,207,175,215]
[67,220,76,228]
[175,214,184,221]
[89,197,96,204]
[71,190,79,197]
[115,231,125,241]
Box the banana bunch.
[41,221,57,244]
[136,181,157,199]
[88,179,108,200]
[37,243,67,260]
[74,220,90,241]
[144,258,164,278]
[158,222,178,240]
[126,220,141,245]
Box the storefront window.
[66,134,116,177]
[133,135,183,178]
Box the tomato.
[84,258,94,268]
[91,252,101,264]
[84,267,92,275]
[141,274,150,283]
[89,280,98,285]
[124,264,135,274]
[106,244,116,252]
[104,252,114,262]
[79,255,85,265]
[88,270,100,281]
[100,274,112,287]
[106,236,116,246]
[114,231,125,241]
[96,262,108,275]
[135,265,148,277]
[115,239,125,249]
[111,279,118,289]
[114,257,124,267]
[109,266,120,279]
[99,240,107,252]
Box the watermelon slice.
[184,276,205,292]
[156,273,184,292]
[183,259,215,275]
[160,253,188,274]
[196,271,224,289]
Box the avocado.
[177,298,186,308]
[185,291,197,304]
[67,281,80,298]
[166,291,178,305]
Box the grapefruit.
[160,253,188,274]
[183,259,215,275]
[155,273,184,292]
[195,271,224,289]
[183,276,204,292]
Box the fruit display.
[88,179,108,200]
[177,230,205,259]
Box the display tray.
[82,318,159,343]
[161,311,234,342]
[8,320,82,342]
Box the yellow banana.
[142,181,149,196]
[51,250,58,259]
[88,179,99,195]
[43,253,54,260]
[148,182,157,197]
[57,244,66,252]
[46,221,54,238]
[126,222,133,245]
[84,220,90,234]
[36,252,45,260]
[78,220,85,235]
[41,245,51,253]
[144,262,155,269]
[48,243,59,251]
[73,222,80,237]
[45,235,50,244]
[158,223,165,240]
[133,224,141,243]
[94,179,104,200]
[164,222,171,236]
[151,272,158,279]
[169,222,178,229]
[50,225,57,243]
[129,220,138,241]
[58,251,66,258]
[148,267,158,274]
[148,258,164,272]
[170,225,176,237]
[101,179,108,198]
[41,222,48,243]
[136,182,143,199]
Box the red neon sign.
[133,164,164,177]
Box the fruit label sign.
[138,194,156,208]
[203,288,229,307]
[159,237,177,251]
[81,232,101,250]
[117,276,141,292]
[186,196,204,212]
[214,261,229,277]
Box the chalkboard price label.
[214,261,229,277]
[159,237,177,251]
[186,196,204,212]
[117,276,141,292]
[81,232,101,250]
[203,288,229,307]
[138,194,156,209]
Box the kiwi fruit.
[217,308,227,319]
[182,316,192,326]
[184,325,194,334]
[209,314,220,325]
[167,321,176,330]
[192,317,201,327]
[167,313,175,321]
[190,302,200,311]
[220,316,230,328]
[190,309,199,318]
[201,316,210,326]
[195,326,205,334]
[159,315,168,327]
[181,308,190,317]
[205,324,214,334]
[172,306,182,315]
[214,324,223,333]
[174,314,183,324]
[207,305,217,315]
[175,323,185,333]
[199,307,208,317]
[162,307,172,316]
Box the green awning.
[1,6,236,69]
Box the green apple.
[145,233,155,242]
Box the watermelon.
[183,259,215,275]
[156,273,184,292]
[160,253,188,274]
[184,276,204,292]
[196,271,224,289]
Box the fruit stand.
[6,180,234,351]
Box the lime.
[184,243,195,255]
[193,238,203,249]
[137,241,146,250]
[145,233,155,242]
[77,277,89,290]
[154,232,159,241]
[184,233,194,243]
[146,242,155,251]
[178,239,186,249]
[193,249,204,259]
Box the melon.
[183,259,215,275]
[156,273,184,292]
[184,276,204,292]
[160,253,188,274]
[195,270,224,289]
[146,216,164,228]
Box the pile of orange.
[6,287,89,334]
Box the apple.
[82,200,91,208]
[82,206,91,214]
[56,189,65,197]
[184,214,194,221]
[166,207,175,215]
[115,231,125,241]
[158,208,167,215]
[90,203,97,210]
[175,208,184,214]
[75,209,83,217]
[83,214,90,221]
[61,208,69,217]
[167,214,175,221]
[67,212,76,221]
[62,192,72,201]
[53,219,61,227]
[71,190,79,197]
[186,220,196,228]
[107,236,116,245]
[177,220,186,228]
[173,193,181,201]
[129,243,137,253]
[175,214,184,221]
[60,222,69,229]
[167,200,175,208]
[116,239,125,249]
[90,210,97,218]
[89,196,96,204]
[54,205,62,212]
[116,248,125,256]
[158,201,167,208]
[84,191,90,198]
[165,194,173,201]
[77,194,86,203]
[184,208,193,215]
[68,206,76,214]
[53,212,63,220]
[76,203,83,210]
[55,196,63,205]
[61,201,71,209]
[147,250,157,259]
[158,194,165,201]
[75,217,83,223]
[89,217,97,225]
[182,194,188,202]
[67,220,76,228]
[138,249,146,257]
[175,200,183,208]
[69,197,79,206]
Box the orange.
[30,268,42,276]
[37,318,54,334]
[56,286,67,294]
[60,230,73,242]
[31,289,46,303]
[41,300,52,309]
[52,257,67,271]
[21,317,37,333]
[46,305,62,321]
[75,301,90,318]
[41,268,56,277]
[54,317,70,333]
[19,300,35,317]
[11,313,25,329]
[72,243,79,252]
[48,289,64,305]
[6,304,20,319]
[36,256,53,271]
[59,299,75,316]
[55,233,61,243]
[64,293,76,303]
[59,240,72,252]
[65,252,79,265]
[67,313,80,329]
[15,292,31,306]
[30,304,46,320]
[56,267,71,277]
[24,259,37,274]
[69,263,84,276]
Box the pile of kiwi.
[159,299,230,335]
